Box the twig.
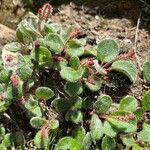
[133,11,142,72]
[140,0,150,8]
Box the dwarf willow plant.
[0,3,149,150]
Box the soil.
[0,1,150,101]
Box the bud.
[10,73,19,86]
[53,55,65,61]
[19,96,25,105]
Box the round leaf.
[72,126,86,143]
[66,39,85,57]
[0,69,10,83]
[34,130,49,149]
[107,111,137,133]
[44,33,64,53]
[137,122,150,143]
[111,60,137,82]
[51,98,71,112]
[35,87,54,100]
[118,96,138,112]
[69,56,80,70]
[66,110,83,124]
[30,117,46,129]
[84,76,101,92]
[82,132,92,150]
[97,38,119,62]
[56,137,81,150]
[103,121,117,138]
[4,42,21,52]
[142,90,150,111]
[65,81,83,97]
[60,67,85,82]
[94,95,112,113]
[18,66,32,80]
[101,136,116,150]
[143,61,150,83]
[50,119,59,130]
[90,114,103,140]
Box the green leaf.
[44,33,64,53]
[134,107,144,121]
[51,98,71,112]
[143,61,150,83]
[0,69,10,83]
[69,56,80,70]
[118,96,138,112]
[50,119,59,130]
[93,60,107,75]
[30,117,47,129]
[25,95,43,117]
[37,46,52,64]
[2,133,13,148]
[70,96,83,109]
[66,39,85,57]
[0,101,7,113]
[56,137,82,150]
[82,132,92,150]
[84,75,101,92]
[34,129,49,149]
[66,110,83,124]
[0,124,5,141]
[103,121,117,138]
[107,111,137,133]
[72,126,86,144]
[0,144,7,150]
[112,60,137,82]
[60,67,85,82]
[53,59,68,71]
[44,23,61,34]
[4,42,22,52]
[122,135,135,147]
[17,20,41,42]
[94,95,112,114]
[65,81,83,97]
[97,38,119,62]
[137,122,150,143]
[132,144,149,150]
[142,90,150,111]
[90,114,103,140]
[84,49,97,57]
[35,87,54,100]
[101,136,116,150]
[18,66,32,80]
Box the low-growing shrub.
[0,3,149,150]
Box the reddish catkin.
[87,77,96,85]
[117,113,135,121]
[41,121,50,137]
[38,3,53,22]
[119,50,136,60]
[53,55,65,61]
[5,54,15,63]
[70,28,81,38]
[10,73,19,86]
